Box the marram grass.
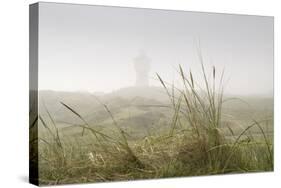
[31,63,273,185]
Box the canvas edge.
[29,2,39,186]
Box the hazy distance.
[38,2,273,96]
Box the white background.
[0,0,279,187]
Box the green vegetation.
[30,62,273,186]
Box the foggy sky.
[38,2,274,96]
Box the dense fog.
[38,3,273,96]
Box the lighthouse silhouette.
[133,50,150,87]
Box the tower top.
[133,50,150,87]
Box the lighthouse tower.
[133,50,150,87]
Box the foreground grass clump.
[33,62,273,185]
